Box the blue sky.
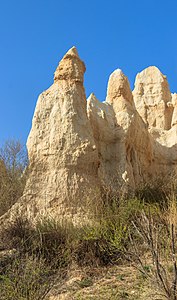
[0,0,177,145]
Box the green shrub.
[1,217,35,252]
[75,197,144,266]
[34,217,74,268]
[0,255,54,300]
[1,197,144,270]
[1,215,75,270]
[1,180,176,298]
[75,227,116,266]
[0,216,73,299]
[135,177,177,208]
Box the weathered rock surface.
[19,47,100,223]
[133,66,173,130]
[1,47,177,223]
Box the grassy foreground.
[0,177,177,300]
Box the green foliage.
[0,216,72,299]
[135,177,177,208]
[34,217,74,268]
[75,197,144,266]
[1,215,74,269]
[76,277,93,288]
[1,151,177,300]
[0,255,54,300]
[1,216,35,251]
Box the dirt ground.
[47,263,162,300]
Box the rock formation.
[20,47,100,223]
[1,47,177,223]
[133,66,173,130]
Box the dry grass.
[46,264,156,300]
[0,171,177,299]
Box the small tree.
[125,204,177,300]
[0,139,28,216]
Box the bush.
[0,254,55,300]
[1,175,177,298]
[124,198,177,300]
[0,197,144,271]
[1,216,35,252]
[75,197,144,267]
[1,215,74,269]
[34,217,74,268]
[135,177,177,208]
[0,216,73,299]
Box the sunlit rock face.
[21,47,100,223]
[133,66,173,130]
[1,48,177,223]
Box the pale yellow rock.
[106,69,153,190]
[12,47,100,223]
[171,93,177,127]
[106,69,133,105]
[106,69,135,132]
[133,66,177,180]
[54,46,85,83]
[133,66,173,130]
[1,51,177,225]
[87,93,124,191]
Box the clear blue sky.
[1,0,177,145]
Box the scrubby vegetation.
[0,140,177,299]
[0,139,28,216]
[1,193,177,299]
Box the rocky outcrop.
[19,47,100,223]
[87,71,153,192]
[1,47,177,223]
[133,66,173,130]
[133,66,177,179]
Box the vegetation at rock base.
[0,139,28,216]
[1,140,177,299]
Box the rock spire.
[1,48,177,224]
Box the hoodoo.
[2,47,177,223]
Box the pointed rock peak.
[88,92,110,110]
[65,46,79,57]
[106,68,133,104]
[87,93,97,102]
[54,47,86,83]
[87,93,101,110]
[110,68,124,78]
[107,68,129,85]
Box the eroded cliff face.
[21,47,100,223]
[2,47,177,222]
